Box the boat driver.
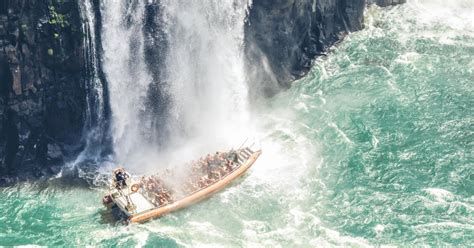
[115,168,129,189]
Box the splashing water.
[77,0,106,159]
[162,0,252,149]
[101,0,152,166]
[152,0,254,172]
[100,0,253,170]
[1,0,473,246]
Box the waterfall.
[162,0,252,150]
[101,1,153,165]
[78,0,106,159]
[99,0,253,169]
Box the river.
[1,1,473,246]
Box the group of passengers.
[136,151,240,205]
[142,176,174,206]
[184,151,239,193]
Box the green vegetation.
[48,6,69,28]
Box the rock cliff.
[245,0,367,96]
[0,0,85,177]
[244,0,405,96]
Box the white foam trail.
[423,188,455,202]
[329,122,354,145]
[414,222,474,231]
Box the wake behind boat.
[102,147,261,223]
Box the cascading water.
[161,0,251,148]
[77,0,106,159]
[101,1,153,166]
[100,0,253,170]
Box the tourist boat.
[102,147,261,223]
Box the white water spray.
[161,0,252,152]
[101,1,152,165]
[100,0,253,169]
[76,0,106,160]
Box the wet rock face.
[372,0,407,7]
[0,0,85,176]
[245,0,366,97]
[244,0,405,96]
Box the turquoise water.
[277,3,474,245]
[1,2,473,247]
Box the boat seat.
[240,150,252,158]
[237,154,246,161]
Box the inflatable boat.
[102,147,261,223]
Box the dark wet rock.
[0,0,86,176]
[371,0,407,7]
[245,0,365,96]
[47,143,63,160]
[244,0,405,97]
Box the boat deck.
[114,192,155,215]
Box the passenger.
[225,160,233,172]
[206,176,215,185]
[198,176,207,188]
[203,175,214,187]
[206,154,213,164]
[154,193,165,205]
[228,151,238,163]
[182,182,195,193]
[191,160,200,172]
[189,182,199,192]
[219,158,226,167]
[197,161,207,172]
[163,191,172,201]
[160,197,168,205]
[218,166,227,177]
[146,180,155,191]
[202,160,211,175]
[210,170,220,179]
[218,153,225,161]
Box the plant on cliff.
[48,6,69,28]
